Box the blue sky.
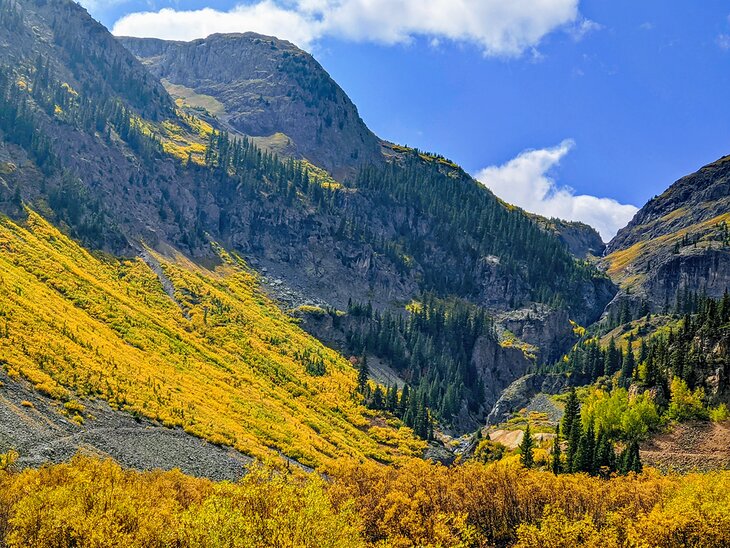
[81,1,730,240]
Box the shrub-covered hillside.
[0,211,423,468]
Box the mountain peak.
[120,33,384,180]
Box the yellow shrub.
[0,455,727,547]
[0,457,362,548]
[516,506,619,548]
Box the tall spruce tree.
[575,420,596,474]
[618,441,642,474]
[604,337,622,376]
[567,418,582,473]
[357,354,369,394]
[551,424,562,475]
[520,425,535,469]
[620,344,636,387]
[595,430,617,475]
[562,388,580,442]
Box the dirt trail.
[641,420,730,472]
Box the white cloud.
[566,17,602,41]
[113,3,321,46]
[111,0,581,56]
[474,140,638,241]
[717,33,730,51]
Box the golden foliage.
[0,455,728,547]
[0,211,423,468]
[0,456,362,548]
[329,458,684,547]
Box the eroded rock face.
[644,249,730,310]
[486,373,577,425]
[119,34,384,181]
[532,216,606,259]
[472,335,535,427]
[605,156,730,314]
[608,157,730,254]
[497,305,578,364]
[553,220,606,259]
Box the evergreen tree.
[620,344,636,387]
[595,430,617,475]
[519,425,535,468]
[561,388,580,442]
[414,395,430,439]
[399,384,410,416]
[566,418,582,473]
[551,425,562,475]
[618,441,642,474]
[357,354,369,394]
[604,337,622,376]
[385,384,399,412]
[575,420,596,474]
[370,385,384,410]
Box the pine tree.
[639,338,649,365]
[618,441,642,474]
[604,337,622,376]
[520,425,535,468]
[385,384,398,412]
[620,344,636,387]
[370,385,384,410]
[562,388,580,442]
[357,354,369,394]
[575,420,596,474]
[551,424,562,475]
[567,418,582,473]
[414,395,429,439]
[399,384,410,416]
[595,430,616,475]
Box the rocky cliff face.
[604,156,730,316]
[496,305,580,364]
[119,34,384,181]
[532,216,606,259]
[471,335,535,427]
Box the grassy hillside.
[0,211,423,468]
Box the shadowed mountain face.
[604,156,730,317]
[119,34,384,181]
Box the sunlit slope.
[0,211,423,468]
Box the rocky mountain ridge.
[603,155,730,319]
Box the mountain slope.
[604,155,730,318]
[119,34,384,181]
[0,210,423,467]
[0,0,614,436]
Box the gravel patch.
[0,371,251,481]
